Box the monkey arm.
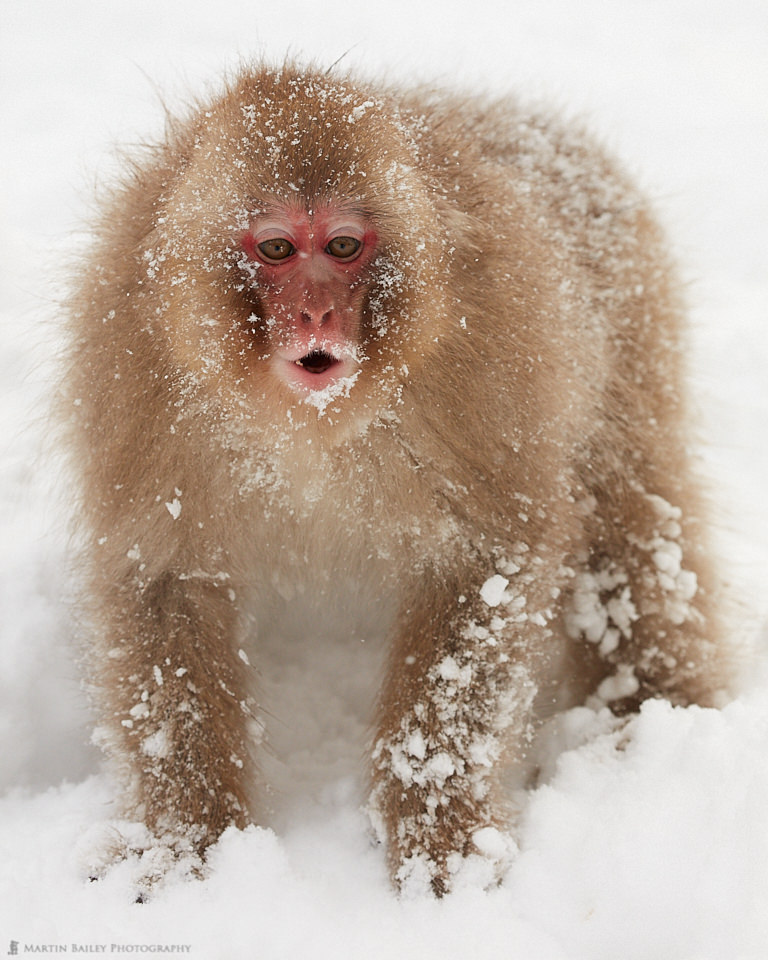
[368,553,561,895]
[87,571,259,851]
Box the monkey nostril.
[300,310,333,326]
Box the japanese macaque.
[64,62,733,895]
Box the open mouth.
[294,350,341,375]
[275,345,358,395]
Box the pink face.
[241,205,378,394]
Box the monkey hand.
[368,753,518,897]
[402,824,518,899]
[77,818,207,901]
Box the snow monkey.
[64,62,733,895]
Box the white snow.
[2,1,767,957]
[164,498,182,520]
[480,574,510,608]
[302,369,361,415]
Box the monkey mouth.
[275,345,359,395]
[295,350,340,375]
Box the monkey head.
[143,69,456,442]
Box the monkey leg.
[567,482,732,712]
[92,572,258,856]
[369,557,557,895]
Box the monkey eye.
[257,238,295,262]
[326,236,362,260]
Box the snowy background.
[1,1,767,956]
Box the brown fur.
[64,62,733,894]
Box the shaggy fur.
[64,63,732,895]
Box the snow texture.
[1,1,767,957]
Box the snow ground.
[1,1,767,957]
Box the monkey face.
[239,204,378,395]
